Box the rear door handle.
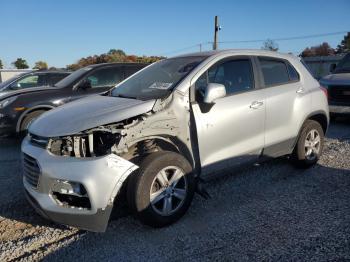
[250,101,264,109]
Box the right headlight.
[0,96,17,109]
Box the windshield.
[54,67,92,88]
[111,56,207,100]
[334,53,350,73]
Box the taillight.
[320,85,328,99]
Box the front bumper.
[0,112,16,136]
[22,136,138,232]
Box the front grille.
[329,85,350,103]
[29,134,48,149]
[23,153,41,189]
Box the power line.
[216,30,349,44]
[160,30,348,56]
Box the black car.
[0,70,70,92]
[320,53,350,116]
[0,63,147,136]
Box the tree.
[301,42,335,57]
[261,39,279,51]
[0,59,3,69]
[66,49,164,70]
[12,58,29,69]
[107,49,126,56]
[33,61,48,70]
[336,32,350,54]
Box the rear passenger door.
[257,57,310,157]
[192,56,266,175]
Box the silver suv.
[22,50,329,232]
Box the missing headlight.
[48,131,121,158]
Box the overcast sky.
[1,0,350,68]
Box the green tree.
[66,49,163,70]
[107,49,126,56]
[0,59,3,69]
[33,61,48,70]
[336,32,350,54]
[261,39,279,51]
[12,58,29,69]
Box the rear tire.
[127,151,196,228]
[20,110,46,133]
[291,120,324,168]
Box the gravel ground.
[0,118,349,261]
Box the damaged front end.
[23,93,194,232]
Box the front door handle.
[250,101,264,109]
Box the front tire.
[20,110,46,133]
[127,151,196,228]
[291,120,324,168]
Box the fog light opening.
[51,180,91,209]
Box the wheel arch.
[292,110,329,151]
[307,111,329,135]
[16,105,55,133]
[121,135,195,169]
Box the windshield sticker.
[148,82,173,90]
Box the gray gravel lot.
[0,118,349,261]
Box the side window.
[11,75,39,89]
[195,59,254,98]
[259,58,290,86]
[86,67,123,88]
[48,74,68,86]
[287,63,300,82]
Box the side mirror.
[79,79,92,90]
[203,83,226,104]
[330,63,337,73]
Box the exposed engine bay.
[46,103,186,162]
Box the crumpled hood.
[0,86,56,100]
[29,95,156,137]
[320,73,350,86]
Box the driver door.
[191,57,266,175]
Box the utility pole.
[199,43,202,52]
[213,16,221,50]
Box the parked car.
[22,50,329,232]
[0,63,146,136]
[0,70,70,93]
[320,53,350,116]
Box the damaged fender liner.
[25,189,112,232]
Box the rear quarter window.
[287,63,300,82]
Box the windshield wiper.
[113,94,139,100]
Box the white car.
[22,49,329,232]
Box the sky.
[1,0,350,68]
